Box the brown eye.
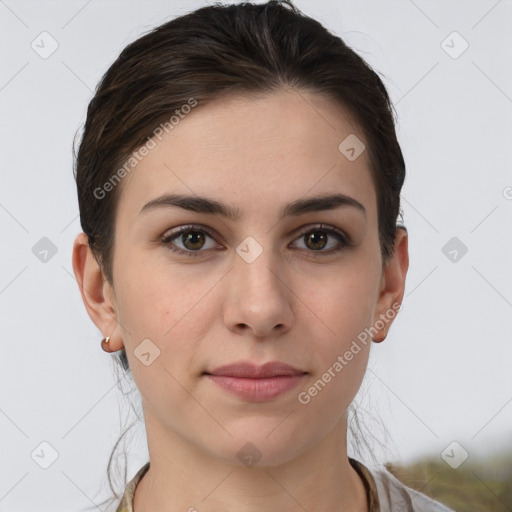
[161,225,218,257]
[291,225,349,254]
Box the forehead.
[116,88,377,222]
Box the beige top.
[116,458,454,512]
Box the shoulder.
[367,464,455,512]
[116,462,150,512]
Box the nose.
[222,243,294,339]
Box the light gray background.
[1,0,511,510]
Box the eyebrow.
[139,192,366,220]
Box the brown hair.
[73,1,404,508]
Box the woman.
[71,1,454,511]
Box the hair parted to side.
[73,1,404,509]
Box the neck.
[133,408,368,512]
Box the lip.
[203,361,307,402]
[205,361,305,378]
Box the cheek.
[114,257,220,363]
[303,263,379,343]
[309,293,372,391]
[113,268,217,412]
[294,317,371,446]
[296,283,373,425]
[293,264,377,400]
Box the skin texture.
[73,88,408,512]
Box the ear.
[71,232,123,352]
[372,227,409,341]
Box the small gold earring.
[102,336,110,344]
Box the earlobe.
[372,227,409,342]
[71,232,123,351]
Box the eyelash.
[160,223,351,258]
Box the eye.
[290,224,349,255]
[160,224,220,257]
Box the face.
[93,88,404,467]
